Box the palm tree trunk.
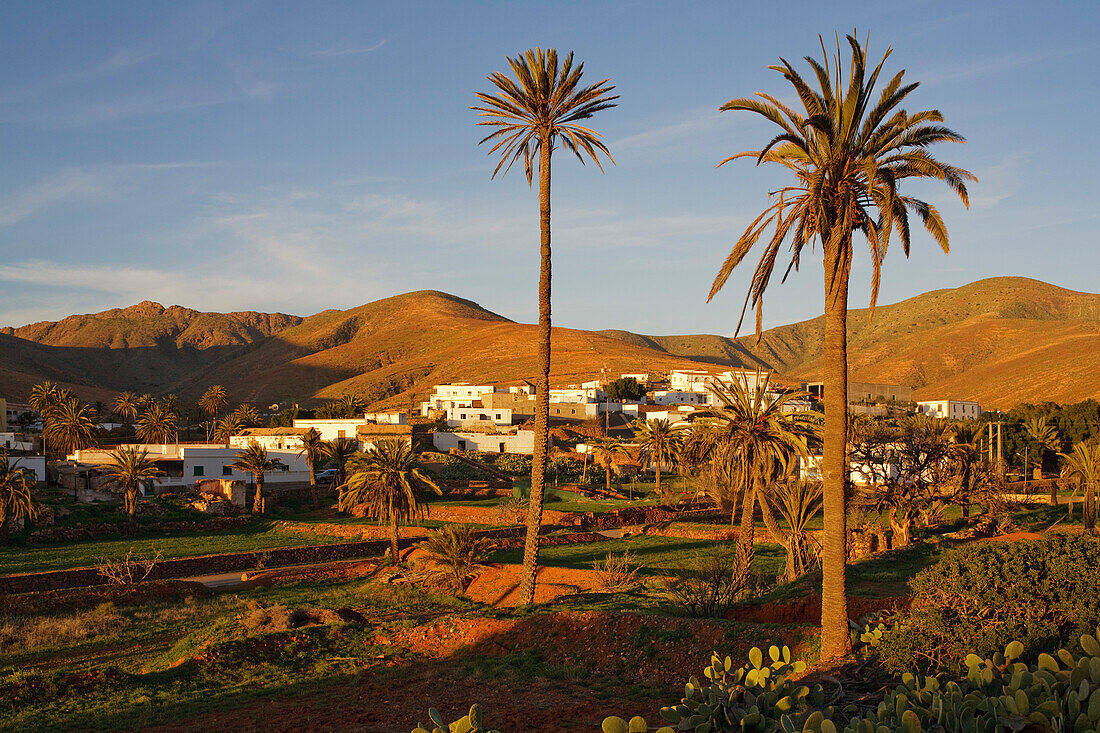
[253,473,264,514]
[820,243,852,660]
[1086,480,1096,533]
[655,460,662,497]
[309,458,319,509]
[390,517,400,562]
[737,457,755,566]
[518,136,553,607]
[605,464,612,493]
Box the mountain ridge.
[2,277,1097,410]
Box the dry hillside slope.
[3,278,1097,410]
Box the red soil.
[728,594,911,625]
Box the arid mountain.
[601,277,1100,409]
[3,278,1097,410]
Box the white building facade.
[916,400,982,420]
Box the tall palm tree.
[708,34,973,659]
[0,452,35,539]
[29,381,62,464]
[113,392,141,424]
[230,441,285,514]
[474,48,618,606]
[322,437,359,486]
[102,446,162,518]
[336,438,441,560]
[696,377,819,567]
[199,385,229,441]
[136,402,177,444]
[47,398,98,457]
[632,418,684,498]
[1061,441,1100,532]
[589,437,631,494]
[296,428,325,508]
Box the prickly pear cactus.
[411,703,501,733]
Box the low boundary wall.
[0,526,525,595]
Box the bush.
[0,602,126,653]
[663,547,750,618]
[591,551,643,592]
[876,534,1100,673]
[418,525,493,591]
[493,453,532,476]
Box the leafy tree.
[949,423,984,517]
[230,441,285,514]
[296,428,325,508]
[770,480,824,581]
[0,452,35,539]
[707,34,973,659]
[632,418,684,498]
[336,438,441,560]
[136,402,177,444]
[1061,441,1100,532]
[474,48,617,607]
[29,381,62,464]
[102,446,162,518]
[419,524,492,591]
[605,377,645,402]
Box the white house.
[10,455,45,485]
[433,429,536,454]
[230,427,315,451]
[652,390,709,406]
[916,400,982,420]
[69,444,310,492]
[549,386,605,404]
[0,432,35,452]
[620,372,650,384]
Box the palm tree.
[1024,417,1060,502]
[102,446,162,518]
[589,437,631,494]
[336,438,441,560]
[136,402,177,444]
[949,424,983,518]
[474,48,618,607]
[199,385,229,441]
[632,418,683,498]
[29,381,62,464]
[296,428,325,508]
[337,394,366,418]
[322,437,359,486]
[0,452,35,539]
[707,34,973,660]
[47,398,98,457]
[1061,441,1100,532]
[696,377,819,567]
[231,404,261,428]
[230,441,285,514]
[214,415,244,443]
[769,480,824,581]
[113,392,141,424]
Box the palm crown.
[472,48,618,182]
[710,33,976,334]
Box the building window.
[222,466,232,476]
[460,413,466,420]
[193,466,204,477]
[495,413,501,420]
[338,430,346,439]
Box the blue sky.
[1,1,1097,335]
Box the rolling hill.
[2,277,1097,410]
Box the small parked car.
[315,468,339,482]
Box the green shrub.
[417,525,493,591]
[662,547,750,618]
[493,454,531,476]
[876,534,1100,673]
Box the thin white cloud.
[613,109,727,153]
[307,40,387,58]
[0,162,220,227]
